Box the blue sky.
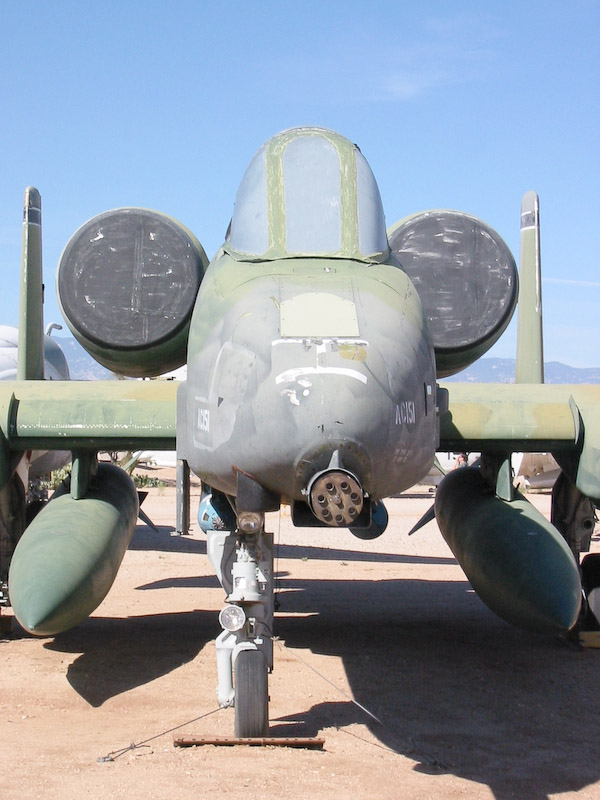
[0,1,598,366]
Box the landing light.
[237,511,264,533]
[219,604,246,632]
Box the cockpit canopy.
[225,127,389,263]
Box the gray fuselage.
[178,250,438,503]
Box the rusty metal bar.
[173,735,325,749]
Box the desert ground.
[2,469,600,800]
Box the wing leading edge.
[0,380,178,452]
[440,383,600,505]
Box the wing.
[389,190,599,636]
[440,382,600,504]
[0,379,177,452]
[1,191,187,635]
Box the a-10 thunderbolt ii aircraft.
[2,127,599,738]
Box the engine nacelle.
[388,210,517,378]
[57,208,208,377]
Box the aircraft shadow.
[36,525,600,798]
[129,521,456,566]
[275,542,455,565]
[272,573,600,800]
[44,610,217,707]
[136,576,222,591]
[134,541,454,592]
[128,525,206,554]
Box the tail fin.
[515,191,544,384]
[17,187,44,380]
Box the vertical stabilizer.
[516,191,544,384]
[17,187,44,380]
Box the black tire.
[580,554,600,630]
[582,553,600,592]
[234,649,269,738]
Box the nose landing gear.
[208,504,274,738]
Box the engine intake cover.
[389,210,517,377]
[58,208,207,377]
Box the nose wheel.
[234,648,269,738]
[208,510,274,739]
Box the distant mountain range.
[54,337,600,384]
[443,358,600,384]
[56,337,114,380]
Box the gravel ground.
[2,471,600,800]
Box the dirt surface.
[2,469,600,800]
